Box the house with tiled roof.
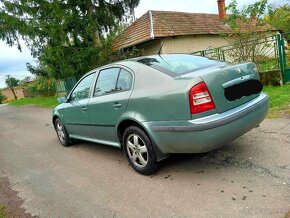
[113,0,273,55]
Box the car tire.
[123,126,158,175]
[54,118,71,147]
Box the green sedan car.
[53,54,269,175]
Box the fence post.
[277,34,286,84]
[221,50,225,61]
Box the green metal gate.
[192,32,290,84]
[56,77,77,95]
[277,33,290,84]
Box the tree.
[19,76,32,87]
[223,0,272,63]
[0,0,140,79]
[22,76,32,83]
[266,4,290,38]
[5,76,19,100]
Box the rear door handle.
[81,106,87,112]
[113,102,122,109]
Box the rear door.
[63,72,96,137]
[86,67,133,142]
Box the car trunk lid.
[177,62,261,114]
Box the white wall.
[161,35,229,54]
[137,40,162,56]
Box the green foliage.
[27,76,56,97]
[267,4,290,34]
[223,0,273,64]
[0,0,140,80]
[0,90,7,104]
[5,77,19,87]
[0,204,6,218]
[28,46,102,79]
[9,96,59,108]
[18,76,32,87]
[225,0,271,40]
[225,0,270,30]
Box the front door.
[63,72,96,137]
[86,67,133,143]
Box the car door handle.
[81,106,87,112]
[113,102,122,108]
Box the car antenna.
[158,43,164,55]
[157,43,171,67]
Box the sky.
[0,41,36,88]
[0,0,288,88]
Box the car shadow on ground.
[158,144,240,173]
[68,139,247,175]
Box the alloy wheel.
[56,122,66,144]
[126,134,148,168]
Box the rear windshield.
[136,54,222,77]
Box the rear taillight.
[189,82,216,114]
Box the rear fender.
[116,114,169,162]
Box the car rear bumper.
[143,93,269,153]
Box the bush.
[27,76,56,97]
[0,90,7,104]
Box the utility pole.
[5,75,17,100]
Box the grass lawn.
[0,205,6,218]
[8,96,59,108]
[257,59,279,72]
[263,84,290,118]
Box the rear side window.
[94,68,133,96]
[136,54,222,77]
[116,69,132,91]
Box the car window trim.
[92,66,133,98]
[115,68,121,91]
[93,67,121,97]
[67,72,96,102]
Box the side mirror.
[57,96,68,104]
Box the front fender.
[52,104,65,125]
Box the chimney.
[217,0,226,20]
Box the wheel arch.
[117,119,146,143]
[52,115,59,128]
[117,119,169,162]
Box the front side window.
[70,73,95,101]
[94,68,133,96]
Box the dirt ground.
[0,177,35,218]
[0,105,289,218]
